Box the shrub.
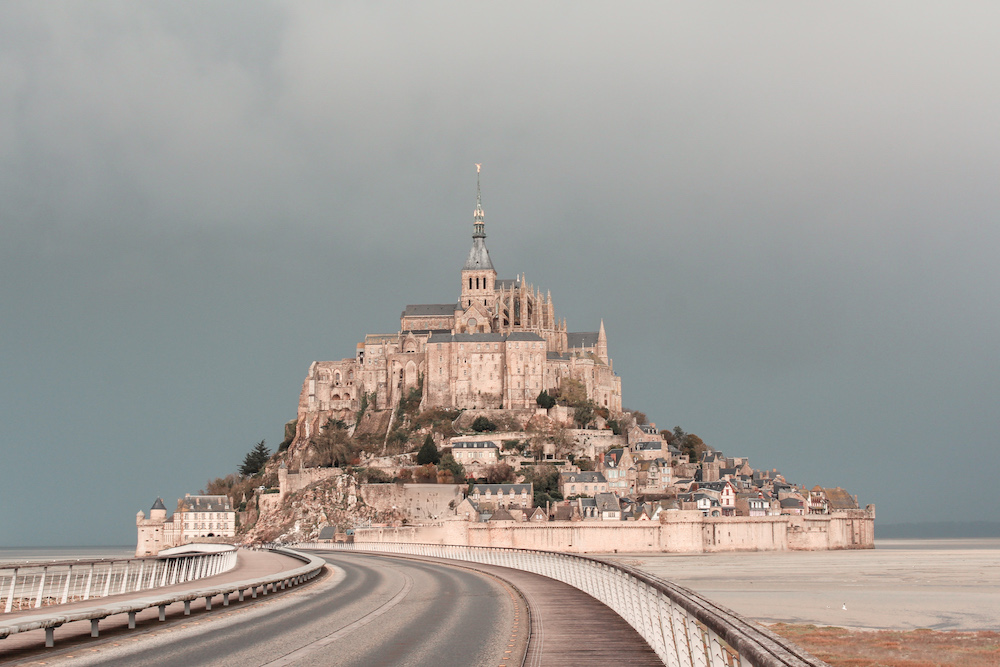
[471,416,497,432]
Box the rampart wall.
[354,510,875,553]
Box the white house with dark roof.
[558,471,609,497]
[469,483,533,509]
[450,440,500,467]
[135,493,235,556]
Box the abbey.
[295,169,621,440]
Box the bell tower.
[460,164,497,320]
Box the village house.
[469,483,533,510]
[449,440,500,473]
[558,471,609,498]
[135,494,235,557]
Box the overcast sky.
[2,2,998,546]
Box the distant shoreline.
[876,521,1000,538]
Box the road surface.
[19,552,524,667]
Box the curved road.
[58,552,525,667]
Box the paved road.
[26,553,523,667]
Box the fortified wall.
[354,509,875,553]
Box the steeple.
[596,319,609,363]
[463,163,494,271]
[473,163,485,238]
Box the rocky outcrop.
[240,474,404,544]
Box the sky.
[2,2,998,546]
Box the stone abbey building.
[294,170,622,442]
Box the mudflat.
[607,538,1000,631]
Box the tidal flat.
[609,538,1000,631]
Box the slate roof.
[452,441,499,450]
[151,498,166,511]
[546,351,571,360]
[553,504,575,521]
[402,303,459,317]
[634,442,662,451]
[560,471,608,484]
[317,526,337,540]
[489,507,515,521]
[567,332,599,349]
[427,332,543,344]
[506,332,545,341]
[428,332,504,343]
[471,483,532,495]
[463,237,494,271]
[181,495,232,512]
[496,279,521,289]
[595,493,621,513]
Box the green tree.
[556,378,588,407]
[535,390,556,409]
[521,464,563,506]
[573,401,596,428]
[483,462,516,484]
[471,416,497,432]
[240,440,271,477]
[416,434,441,465]
[310,421,357,468]
[606,418,623,435]
[439,453,466,480]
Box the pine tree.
[240,439,271,477]
[416,434,440,465]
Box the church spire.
[473,163,485,238]
[462,164,494,271]
[597,319,609,363]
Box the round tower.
[150,497,167,522]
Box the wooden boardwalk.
[430,558,663,667]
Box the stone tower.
[460,164,497,323]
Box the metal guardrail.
[0,548,325,649]
[0,549,237,614]
[302,542,827,667]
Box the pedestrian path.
[0,549,305,661]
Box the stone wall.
[353,511,875,553]
[278,466,343,502]
[359,484,465,521]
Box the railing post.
[102,564,113,597]
[5,568,17,613]
[83,563,94,601]
[135,561,145,592]
[34,568,46,609]
[61,566,72,604]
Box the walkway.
[0,549,304,661]
[378,553,663,666]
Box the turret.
[150,497,167,522]
[596,319,608,363]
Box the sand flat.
[604,538,1000,631]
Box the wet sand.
[605,538,1000,631]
